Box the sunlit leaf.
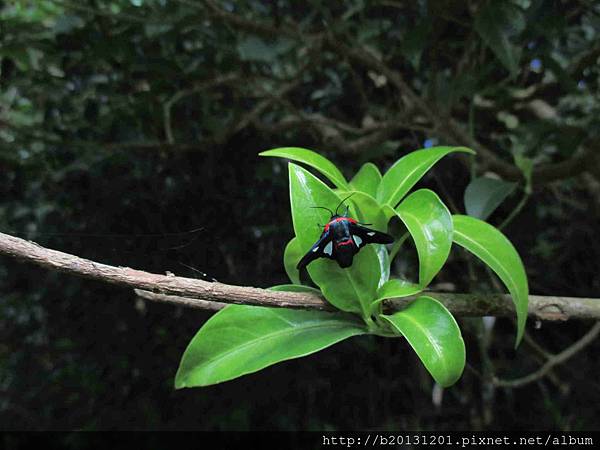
[452,214,528,346]
[377,146,475,207]
[176,305,366,387]
[349,162,382,198]
[289,164,380,316]
[382,296,465,387]
[339,190,387,231]
[261,147,349,189]
[283,237,302,284]
[395,189,453,286]
[373,278,422,309]
[268,284,322,294]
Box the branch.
[1,232,600,320]
[197,1,597,184]
[493,322,600,388]
[0,232,327,310]
[201,0,305,39]
[163,73,240,143]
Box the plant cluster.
[175,147,529,389]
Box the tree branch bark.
[197,1,598,185]
[1,231,599,321]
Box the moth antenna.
[310,206,334,216]
[178,262,217,282]
[335,193,355,216]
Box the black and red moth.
[297,198,394,270]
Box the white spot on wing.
[367,232,375,236]
[312,246,319,252]
[353,235,363,246]
[324,241,333,256]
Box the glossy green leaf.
[349,162,382,198]
[339,190,387,231]
[452,214,528,346]
[268,284,322,294]
[175,305,366,387]
[336,190,390,288]
[261,147,349,189]
[373,278,422,309]
[474,1,525,76]
[289,163,380,316]
[283,237,302,284]
[382,296,465,387]
[395,189,453,287]
[375,244,390,289]
[377,146,475,207]
[464,177,517,220]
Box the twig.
[163,73,240,144]
[493,322,600,388]
[171,1,598,184]
[498,190,530,230]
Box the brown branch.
[493,322,600,388]
[135,289,227,311]
[1,232,600,321]
[199,1,597,184]
[0,232,327,310]
[201,0,304,39]
[163,73,240,143]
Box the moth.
[297,195,394,270]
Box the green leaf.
[382,296,465,387]
[268,284,322,294]
[268,284,321,296]
[237,36,294,62]
[340,190,387,231]
[395,189,453,286]
[261,147,349,189]
[289,164,380,316]
[375,244,390,289]
[464,177,517,220]
[283,237,302,284]
[373,278,422,309]
[175,305,366,387]
[336,190,389,288]
[452,215,528,347]
[349,162,382,198]
[474,1,525,76]
[377,146,475,207]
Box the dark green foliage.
[1,0,600,431]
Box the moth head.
[310,193,355,219]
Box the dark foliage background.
[1,0,599,430]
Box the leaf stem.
[498,189,530,230]
[389,232,409,262]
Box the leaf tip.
[454,146,477,155]
[514,324,525,349]
[174,376,187,390]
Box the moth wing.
[348,223,394,248]
[296,229,334,270]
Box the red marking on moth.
[336,238,354,247]
[323,217,357,232]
